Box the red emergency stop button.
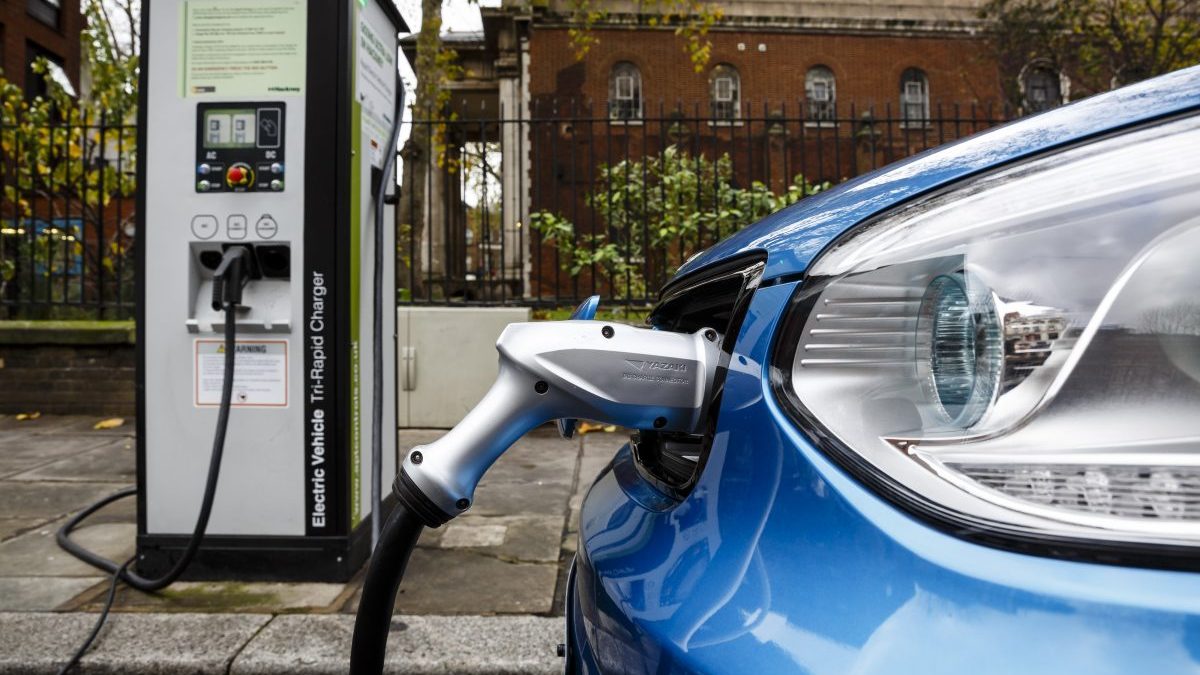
[225,163,255,190]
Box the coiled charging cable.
[53,246,252,673]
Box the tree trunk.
[395,0,444,300]
[396,137,427,299]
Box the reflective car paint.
[570,68,1200,673]
[571,283,1200,674]
[676,65,1200,283]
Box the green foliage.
[531,146,827,300]
[532,305,651,324]
[564,0,724,71]
[0,0,139,318]
[981,0,1200,101]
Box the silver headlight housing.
[774,115,1200,561]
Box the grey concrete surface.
[0,518,136,578]
[232,614,562,675]
[0,482,130,520]
[0,612,271,674]
[81,581,348,614]
[0,518,42,542]
[0,578,105,612]
[0,415,629,672]
[8,439,135,483]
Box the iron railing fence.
[0,101,1008,318]
[0,114,137,320]
[400,100,1009,309]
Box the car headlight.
[773,115,1200,561]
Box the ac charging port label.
[194,339,288,407]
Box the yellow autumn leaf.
[93,417,125,430]
[576,422,603,435]
[576,422,619,435]
[15,412,41,421]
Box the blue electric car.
[566,66,1200,673]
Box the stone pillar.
[496,23,532,298]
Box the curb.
[0,612,562,674]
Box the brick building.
[0,0,82,98]
[513,1,1004,119]
[481,0,1014,122]
[404,1,1044,303]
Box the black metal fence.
[0,114,137,320]
[399,101,1008,309]
[0,102,1007,318]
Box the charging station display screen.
[203,109,258,149]
[195,102,285,194]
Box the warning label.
[195,339,288,407]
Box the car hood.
[672,65,1200,285]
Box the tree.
[398,0,725,300]
[396,0,453,300]
[530,146,826,302]
[0,0,139,317]
[981,0,1200,107]
[564,0,724,71]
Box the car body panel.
[571,283,1200,674]
[571,67,1200,674]
[675,65,1200,284]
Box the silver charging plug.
[394,320,721,524]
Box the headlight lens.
[918,272,1002,427]
[775,115,1200,555]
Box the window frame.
[26,0,62,30]
[709,64,741,123]
[1021,64,1064,114]
[805,65,838,127]
[608,61,643,123]
[899,68,930,129]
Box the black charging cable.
[53,246,253,673]
[369,83,406,548]
[351,78,414,675]
[349,503,425,673]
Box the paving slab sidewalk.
[0,612,563,675]
[0,414,625,673]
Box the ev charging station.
[136,0,408,581]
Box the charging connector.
[394,320,721,525]
[210,245,253,311]
[351,316,721,673]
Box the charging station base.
[136,498,393,582]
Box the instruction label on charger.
[180,0,307,98]
[195,339,288,407]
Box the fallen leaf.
[576,422,620,435]
[576,422,603,435]
[93,417,125,430]
[15,411,41,421]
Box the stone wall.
[0,322,135,416]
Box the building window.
[710,64,740,121]
[24,42,68,101]
[609,62,642,121]
[900,67,929,127]
[27,0,62,29]
[805,65,836,123]
[1022,65,1063,113]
